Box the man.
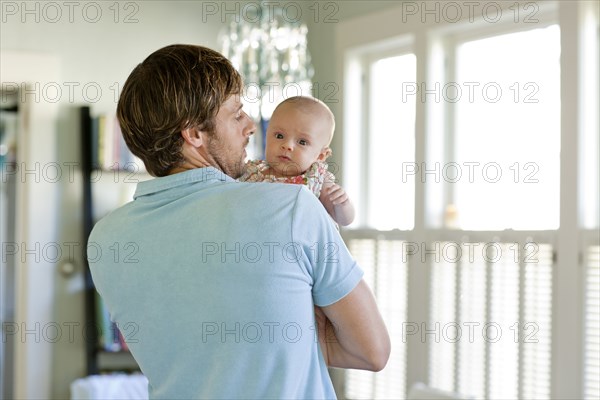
[89,44,389,399]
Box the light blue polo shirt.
[88,167,363,400]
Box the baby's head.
[265,96,335,177]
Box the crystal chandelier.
[219,3,315,157]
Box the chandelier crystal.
[219,3,315,158]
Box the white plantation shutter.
[346,239,376,400]
[584,245,600,400]
[522,244,553,399]
[428,239,553,400]
[429,244,457,393]
[374,240,407,399]
[457,245,487,399]
[488,243,520,400]
[345,237,408,399]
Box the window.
[581,3,600,399]
[338,2,597,399]
[342,38,414,399]
[452,26,560,230]
[426,25,559,399]
[367,54,416,230]
[344,41,416,230]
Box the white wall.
[1,51,60,400]
[1,1,228,113]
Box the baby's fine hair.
[274,96,336,143]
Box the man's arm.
[315,279,390,371]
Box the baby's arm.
[319,176,355,226]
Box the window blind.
[345,238,408,399]
[428,240,553,400]
[522,244,553,399]
[584,245,600,400]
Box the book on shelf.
[95,291,128,352]
[89,113,146,173]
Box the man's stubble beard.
[206,133,247,179]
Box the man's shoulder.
[231,180,300,196]
[232,181,321,206]
[87,202,133,244]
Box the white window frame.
[342,35,414,228]
[335,2,596,399]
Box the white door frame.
[1,50,60,399]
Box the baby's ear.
[318,146,332,161]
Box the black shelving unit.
[80,106,98,375]
[80,106,140,375]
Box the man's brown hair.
[117,44,243,176]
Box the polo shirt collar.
[133,167,235,199]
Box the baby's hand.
[319,176,355,226]
[324,184,349,206]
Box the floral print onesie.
[239,160,332,198]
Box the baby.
[239,96,355,226]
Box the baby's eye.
[275,133,284,139]
[235,111,243,120]
[298,139,308,146]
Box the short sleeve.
[291,187,364,306]
[304,161,328,197]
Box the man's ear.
[181,127,204,147]
[318,146,332,161]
